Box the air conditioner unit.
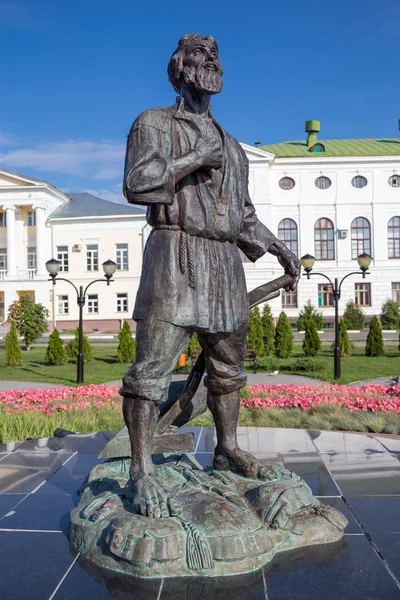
[72,244,82,252]
[339,230,348,239]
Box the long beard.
[184,65,223,95]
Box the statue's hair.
[168,34,219,93]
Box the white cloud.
[0,1,43,29]
[82,188,126,204]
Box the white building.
[244,122,400,324]
[1,122,400,330]
[0,169,146,330]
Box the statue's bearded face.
[182,39,223,95]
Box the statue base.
[68,453,347,579]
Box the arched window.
[278,218,298,256]
[314,218,335,260]
[388,216,400,258]
[351,217,371,259]
[279,177,295,190]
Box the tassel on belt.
[153,225,195,289]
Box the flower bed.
[243,384,400,413]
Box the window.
[388,217,400,259]
[116,293,128,312]
[116,243,129,271]
[0,294,4,319]
[87,294,98,314]
[351,176,367,189]
[86,244,98,271]
[388,175,400,188]
[27,247,36,270]
[314,218,335,260]
[315,176,331,190]
[279,177,295,190]
[392,283,400,303]
[309,143,325,153]
[278,218,298,256]
[318,284,333,307]
[351,217,371,259]
[57,295,69,315]
[27,211,36,226]
[56,246,69,271]
[0,248,7,270]
[0,212,6,227]
[355,282,371,307]
[281,290,297,309]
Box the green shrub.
[5,320,22,367]
[186,332,201,360]
[7,296,49,350]
[302,319,321,357]
[286,357,325,372]
[45,329,68,365]
[117,320,136,363]
[380,299,400,330]
[247,306,265,356]
[343,301,365,330]
[339,320,352,357]
[296,301,323,331]
[261,304,275,356]
[66,328,93,363]
[365,316,384,357]
[274,311,293,358]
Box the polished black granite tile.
[77,430,120,453]
[369,533,400,583]
[318,497,361,534]
[55,553,162,600]
[322,452,400,497]
[375,435,400,454]
[179,426,202,450]
[35,453,104,496]
[0,493,28,519]
[0,452,73,493]
[0,493,76,532]
[265,535,400,599]
[0,531,76,600]
[161,568,266,599]
[309,430,385,454]
[15,433,98,454]
[348,497,400,533]
[0,440,28,453]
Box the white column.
[33,205,46,276]
[3,206,16,277]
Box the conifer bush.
[343,301,365,330]
[261,304,275,356]
[247,306,265,356]
[5,320,22,367]
[117,320,136,363]
[296,301,323,331]
[365,316,384,357]
[7,296,49,350]
[45,329,68,365]
[186,332,201,361]
[66,328,93,363]
[339,320,352,357]
[302,319,321,357]
[380,299,400,330]
[274,311,294,358]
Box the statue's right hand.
[194,137,223,170]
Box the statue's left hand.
[277,248,301,292]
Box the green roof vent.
[305,120,321,147]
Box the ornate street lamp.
[45,258,117,383]
[300,253,373,380]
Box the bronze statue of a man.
[121,34,300,518]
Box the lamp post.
[45,258,117,384]
[300,252,373,380]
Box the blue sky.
[1,0,399,203]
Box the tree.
[339,319,352,357]
[296,301,324,331]
[117,320,136,363]
[247,306,265,356]
[186,332,201,359]
[380,299,400,330]
[274,311,294,358]
[261,304,275,356]
[302,319,321,357]
[7,296,49,350]
[5,320,22,367]
[66,328,93,363]
[365,316,384,357]
[343,301,365,330]
[45,329,68,365]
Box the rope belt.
[153,225,196,289]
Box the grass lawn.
[0,344,399,386]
